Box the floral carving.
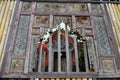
[102,60,115,73]
[22,2,31,12]
[11,59,24,72]
[35,16,49,25]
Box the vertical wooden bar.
[5,1,22,74]
[83,28,89,72]
[72,15,79,72]
[38,24,45,72]
[0,0,14,70]
[24,14,34,73]
[90,3,99,72]
[9,1,22,55]
[73,36,79,72]
[83,41,89,72]
[65,24,70,72]
[38,40,43,72]
[58,25,61,72]
[42,52,46,72]
[48,15,53,72]
[24,1,36,73]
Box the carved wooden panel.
[36,3,88,14]
[54,16,72,28]
[91,4,102,13]
[13,15,30,54]
[34,16,50,26]
[10,58,24,72]
[102,59,116,73]
[76,16,90,26]
[86,37,97,71]
[21,2,32,12]
[94,17,111,55]
[3,1,119,78]
[29,35,40,72]
[32,28,40,33]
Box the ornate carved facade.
[0,0,120,80]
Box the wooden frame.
[1,0,120,78]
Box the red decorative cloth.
[36,32,75,67]
[37,42,49,67]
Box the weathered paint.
[0,0,16,70]
[106,3,120,53]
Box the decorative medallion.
[76,16,90,26]
[35,16,49,25]
[10,59,24,72]
[102,59,116,73]
[22,2,32,12]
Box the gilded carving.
[36,3,88,14]
[35,16,49,25]
[22,2,32,12]
[91,4,102,13]
[102,60,115,73]
[11,59,24,72]
[76,17,90,26]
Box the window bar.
[72,15,79,72]
[48,30,52,72]
[41,52,46,72]
[58,25,61,72]
[48,15,53,72]
[38,35,43,72]
[82,28,89,72]
[83,39,89,72]
[65,24,70,72]
[73,33,79,72]
[24,0,36,74]
[90,1,99,72]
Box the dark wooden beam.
[20,0,120,4]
